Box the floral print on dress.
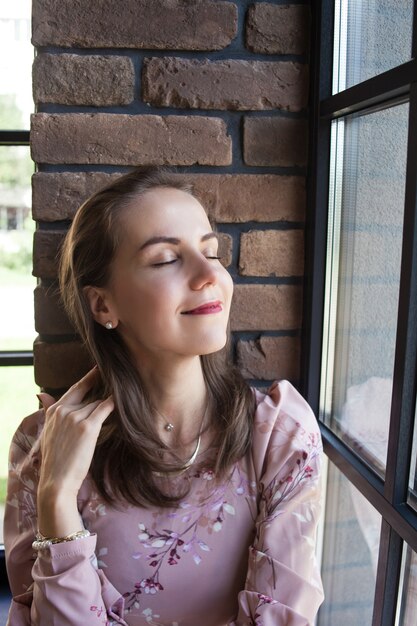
[258,441,321,543]
[123,464,256,614]
[87,489,108,519]
[5,381,324,626]
[7,428,40,536]
[249,594,278,626]
[234,395,323,626]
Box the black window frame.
[302,1,417,624]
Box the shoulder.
[252,379,319,437]
[250,380,322,484]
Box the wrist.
[38,476,79,501]
[37,487,81,538]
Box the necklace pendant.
[164,422,174,432]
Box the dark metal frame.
[0,130,30,145]
[302,1,417,624]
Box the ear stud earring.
[105,322,113,330]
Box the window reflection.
[397,544,417,625]
[321,104,408,475]
[408,399,417,510]
[333,0,413,94]
[318,462,380,625]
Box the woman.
[4,167,324,626]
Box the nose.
[189,254,218,290]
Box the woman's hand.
[37,367,114,537]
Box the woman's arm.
[231,381,324,626]
[36,368,113,537]
[4,370,127,625]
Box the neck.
[136,355,208,445]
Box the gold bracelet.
[32,529,91,551]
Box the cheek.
[131,281,177,326]
[220,268,234,306]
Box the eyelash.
[152,259,177,267]
[152,255,222,267]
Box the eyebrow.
[139,231,219,251]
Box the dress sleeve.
[3,411,127,626]
[231,380,324,626]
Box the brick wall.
[31,0,310,393]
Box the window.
[0,0,35,564]
[304,0,417,623]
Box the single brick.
[239,230,304,277]
[33,54,135,106]
[237,336,300,381]
[34,284,75,335]
[143,57,308,112]
[193,174,305,223]
[34,339,93,389]
[33,172,305,223]
[244,117,308,167]
[218,233,232,268]
[33,230,66,279]
[246,4,310,55]
[32,0,237,50]
[31,113,232,166]
[32,172,121,221]
[230,284,302,331]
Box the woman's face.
[102,187,233,365]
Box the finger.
[54,399,103,424]
[37,392,56,411]
[57,366,99,406]
[88,396,114,427]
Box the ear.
[83,286,118,329]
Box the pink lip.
[182,301,223,315]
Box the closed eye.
[152,259,178,267]
[152,254,221,267]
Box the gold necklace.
[178,434,201,469]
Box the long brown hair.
[59,167,255,508]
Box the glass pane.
[0,144,36,544]
[0,366,38,547]
[318,462,381,625]
[0,0,33,130]
[333,0,413,93]
[0,145,36,351]
[321,103,408,475]
[408,398,417,509]
[396,544,417,625]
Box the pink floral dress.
[4,380,324,626]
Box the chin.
[196,332,228,356]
